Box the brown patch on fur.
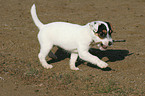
[110,23,113,31]
[95,33,106,39]
[102,30,107,34]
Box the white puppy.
[31,4,113,70]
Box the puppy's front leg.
[70,53,79,70]
[78,47,108,68]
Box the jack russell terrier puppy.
[31,4,113,70]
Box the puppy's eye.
[94,22,96,24]
[98,32,107,38]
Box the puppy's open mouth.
[98,43,108,51]
[101,43,108,49]
[91,42,108,50]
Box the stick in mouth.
[113,40,126,42]
[90,40,126,47]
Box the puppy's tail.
[31,4,43,29]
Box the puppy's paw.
[43,64,53,69]
[98,61,108,68]
[70,67,80,70]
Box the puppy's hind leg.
[70,53,79,70]
[38,43,53,69]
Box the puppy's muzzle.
[100,41,113,50]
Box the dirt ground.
[0,0,145,96]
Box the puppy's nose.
[108,41,113,46]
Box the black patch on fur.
[97,24,107,38]
[97,24,107,32]
[94,22,97,24]
[105,22,113,35]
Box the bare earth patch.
[0,0,145,96]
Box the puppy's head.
[89,21,113,51]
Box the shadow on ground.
[47,48,133,71]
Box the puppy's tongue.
[102,45,107,49]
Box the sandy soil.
[0,0,145,96]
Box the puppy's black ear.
[105,22,113,31]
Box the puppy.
[31,4,113,70]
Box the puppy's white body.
[31,4,111,70]
[39,22,92,51]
